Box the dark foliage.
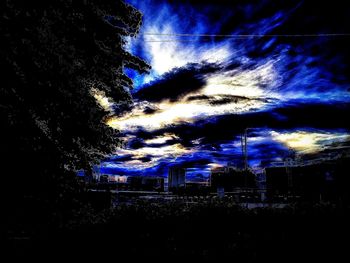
[0,0,149,238]
[5,200,350,261]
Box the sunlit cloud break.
[271,130,350,153]
[108,60,280,131]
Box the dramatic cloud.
[107,60,282,132]
[270,130,350,153]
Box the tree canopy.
[0,0,150,231]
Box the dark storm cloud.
[209,95,269,106]
[142,105,158,114]
[186,93,269,105]
[134,63,220,102]
[108,154,134,162]
[272,101,350,129]
[127,137,146,149]
[185,95,211,101]
[146,138,181,148]
[168,158,212,168]
[267,1,350,85]
[248,140,289,161]
[138,155,153,163]
[107,152,152,163]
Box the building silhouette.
[127,176,165,192]
[210,165,256,192]
[168,167,186,190]
[264,156,350,202]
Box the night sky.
[97,0,350,179]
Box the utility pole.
[244,128,248,171]
[241,134,245,169]
[241,128,250,171]
[240,128,249,189]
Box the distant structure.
[142,177,165,192]
[168,167,186,190]
[127,176,143,190]
[264,151,350,202]
[99,174,109,183]
[265,159,338,201]
[241,129,248,170]
[127,176,164,192]
[210,163,256,192]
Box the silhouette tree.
[0,0,150,234]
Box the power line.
[142,32,350,38]
[143,38,252,42]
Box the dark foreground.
[4,200,350,261]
